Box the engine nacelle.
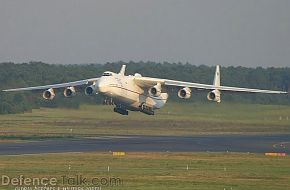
[148,83,161,97]
[64,86,76,98]
[207,90,221,103]
[85,85,97,95]
[178,87,191,99]
[42,88,55,100]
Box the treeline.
[0,61,289,114]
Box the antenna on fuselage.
[119,65,126,76]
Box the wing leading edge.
[164,80,287,94]
[134,69,287,95]
[3,78,99,92]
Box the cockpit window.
[102,72,113,76]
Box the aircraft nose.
[96,79,107,93]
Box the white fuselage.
[96,72,168,111]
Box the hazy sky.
[0,0,290,67]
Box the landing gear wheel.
[113,106,129,115]
[140,103,154,115]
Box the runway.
[0,135,289,155]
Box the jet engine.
[178,87,191,99]
[43,88,55,100]
[85,85,98,95]
[207,90,221,103]
[64,86,76,98]
[148,83,161,97]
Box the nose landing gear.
[103,98,114,105]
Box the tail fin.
[119,65,126,76]
[213,65,220,87]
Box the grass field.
[0,103,290,189]
[0,102,290,140]
[0,152,289,190]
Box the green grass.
[0,103,290,189]
[0,152,289,190]
[0,102,290,140]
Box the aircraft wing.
[134,77,287,94]
[3,78,99,92]
[133,76,165,88]
[164,79,287,94]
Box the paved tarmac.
[0,135,289,155]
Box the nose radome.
[96,79,107,93]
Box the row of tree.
[0,61,289,114]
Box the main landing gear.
[113,105,129,115]
[112,102,154,116]
[140,103,154,115]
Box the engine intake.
[207,90,221,103]
[64,86,76,98]
[148,83,161,97]
[178,87,191,99]
[85,85,97,95]
[43,88,55,100]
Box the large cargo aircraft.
[3,65,288,115]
